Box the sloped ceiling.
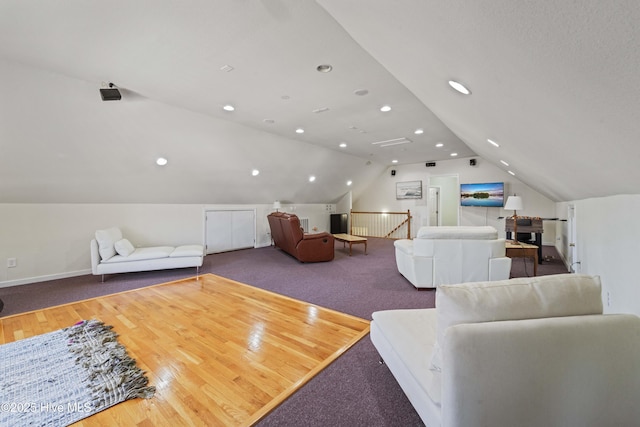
[1,1,639,204]
[318,0,640,202]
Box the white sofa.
[394,226,511,289]
[90,227,204,280]
[370,274,640,427]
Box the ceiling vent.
[371,137,412,148]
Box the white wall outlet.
[7,258,17,268]
[607,291,612,307]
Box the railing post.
[349,209,353,236]
[407,209,411,239]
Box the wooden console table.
[333,234,367,256]
[505,217,543,264]
[505,242,538,276]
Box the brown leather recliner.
[267,212,334,262]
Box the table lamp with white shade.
[273,200,281,212]
[504,195,524,243]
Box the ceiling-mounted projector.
[100,83,121,101]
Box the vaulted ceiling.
[1,1,638,204]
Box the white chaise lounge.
[90,227,204,281]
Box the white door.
[205,210,255,254]
[428,175,459,226]
[231,210,255,249]
[428,186,441,226]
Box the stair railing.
[349,210,411,239]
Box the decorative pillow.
[430,274,603,372]
[114,238,135,257]
[95,227,123,261]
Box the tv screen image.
[460,182,505,207]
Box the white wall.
[354,157,557,242]
[0,202,334,287]
[335,192,352,216]
[270,203,334,235]
[567,194,640,315]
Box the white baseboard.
[553,243,572,272]
[0,269,92,288]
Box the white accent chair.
[394,226,511,288]
[371,274,640,427]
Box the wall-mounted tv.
[460,182,505,207]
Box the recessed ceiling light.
[309,175,316,182]
[435,143,444,148]
[500,160,510,166]
[316,64,333,73]
[380,105,392,112]
[346,180,353,186]
[156,157,168,166]
[488,138,500,147]
[339,142,347,148]
[354,89,369,96]
[295,128,304,134]
[450,152,458,157]
[448,80,471,95]
[220,64,234,72]
[223,104,235,111]
[251,169,260,176]
[508,170,516,176]
[392,159,398,163]
[414,128,424,135]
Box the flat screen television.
[460,182,505,207]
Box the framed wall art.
[396,180,422,199]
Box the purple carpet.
[0,238,568,426]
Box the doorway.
[568,204,579,272]
[427,175,459,226]
[427,186,441,226]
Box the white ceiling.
[1,1,639,204]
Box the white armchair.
[394,226,511,288]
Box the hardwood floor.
[0,274,370,426]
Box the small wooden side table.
[505,242,538,276]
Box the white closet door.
[231,210,255,249]
[205,210,255,254]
